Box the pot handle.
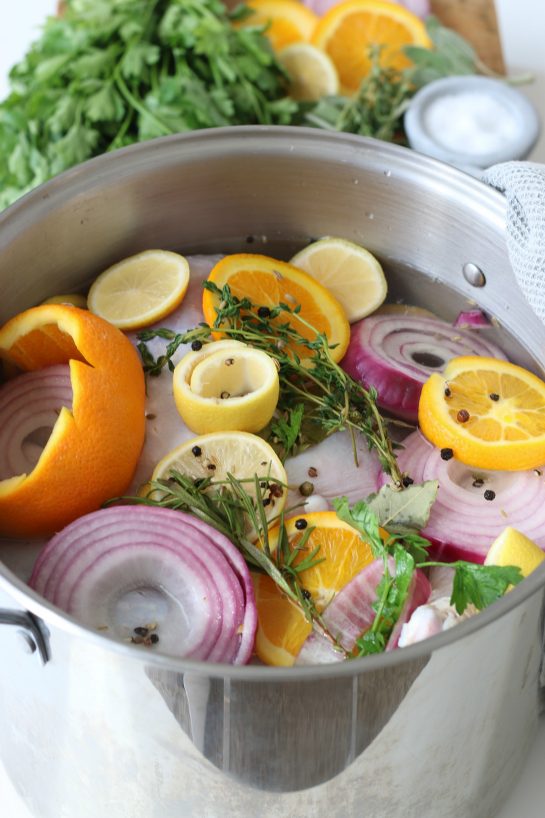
[0,609,49,665]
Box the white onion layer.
[30,505,257,665]
[387,430,545,562]
[0,364,72,479]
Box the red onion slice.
[29,506,257,664]
[453,309,491,329]
[296,558,430,662]
[342,314,506,421]
[285,430,382,512]
[0,365,72,479]
[322,559,387,650]
[388,431,545,562]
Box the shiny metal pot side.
[0,128,544,818]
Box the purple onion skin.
[423,534,487,566]
[342,340,423,421]
[300,0,431,18]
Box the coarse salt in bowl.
[404,75,541,172]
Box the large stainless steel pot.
[0,127,544,818]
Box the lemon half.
[173,340,279,434]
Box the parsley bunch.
[0,0,295,209]
[334,491,524,656]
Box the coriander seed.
[299,481,314,497]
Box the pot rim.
[1,126,542,681]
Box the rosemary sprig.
[120,470,347,655]
[137,282,403,483]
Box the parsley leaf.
[0,0,296,209]
[269,404,305,461]
[449,563,524,614]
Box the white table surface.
[0,2,544,816]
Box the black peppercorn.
[257,306,271,319]
[402,476,414,487]
[440,448,454,461]
[444,387,451,397]
[489,393,500,401]
[191,340,203,351]
[294,518,307,530]
[149,633,159,644]
[302,589,311,600]
[484,489,496,501]
[191,445,202,457]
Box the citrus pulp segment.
[88,249,190,330]
[312,0,432,93]
[202,253,350,362]
[254,510,378,665]
[239,0,319,51]
[418,356,545,470]
[290,237,387,322]
[151,431,287,526]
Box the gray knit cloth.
[482,161,545,322]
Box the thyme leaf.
[137,282,403,483]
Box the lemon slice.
[42,294,88,309]
[172,340,279,434]
[485,527,545,578]
[290,237,387,323]
[151,431,288,529]
[87,250,190,330]
[278,43,339,101]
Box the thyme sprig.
[137,282,403,483]
[120,470,348,656]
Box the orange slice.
[202,254,350,362]
[312,0,432,93]
[0,304,145,537]
[253,511,378,665]
[239,0,319,51]
[418,356,545,471]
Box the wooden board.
[430,0,505,74]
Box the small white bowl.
[404,75,541,171]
